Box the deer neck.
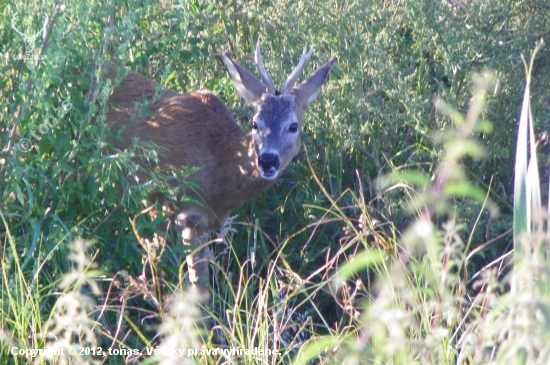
[185,131,275,229]
[210,131,275,214]
[232,133,275,196]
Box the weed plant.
[1,1,550,364]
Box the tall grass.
[512,39,545,276]
[293,42,550,365]
[2,1,550,364]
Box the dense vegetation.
[1,0,550,364]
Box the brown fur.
[105,46,336,287]
[107,72,273,231]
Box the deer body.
[108,75,272,229]
[107,42,336,285]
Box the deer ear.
[223,53,267,104]
[293,56,337,107]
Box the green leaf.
[334,249,385,286]
[377,170,431,189]
[38,135,54,155]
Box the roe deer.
[106,40,336,286]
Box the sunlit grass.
[2,1,550,365]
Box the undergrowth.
[1,0,550,364]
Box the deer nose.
[259,152,280,172]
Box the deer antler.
[254,39,276,95]
[282,45,313,94]
[11,13,26,37]
[11,13,49,41]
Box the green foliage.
[1,0,550,364]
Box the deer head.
[223,40,336,180]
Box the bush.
[1,1,549,364]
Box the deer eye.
[252,122,258,130]
[289,123,299,133]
